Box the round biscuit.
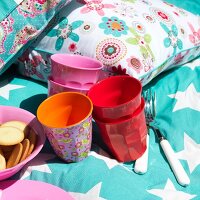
[27,128,37,157]
[0,126,24,145]
[0,148,6,170]
[6,143,23,169]
[1,121,30,138]
[20,139,30,162]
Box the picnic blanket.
[1,55,200,199]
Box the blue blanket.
[1,56,200,199]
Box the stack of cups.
[87,75,147,162]
[48,54,103,96]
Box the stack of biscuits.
[0,121,37,170]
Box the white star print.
[176,133,200,173]
[0,82,25,100]
[69,182,106,200]
[89,151,122,169]
[168,83,200,112]
[19,153,56,179]
[184,58,200,70]
[14,0,23,4]
[89,151,131,172]
[147,179,196,200]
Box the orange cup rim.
[37,92,93,128]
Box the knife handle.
[134,133,149,174]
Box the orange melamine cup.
[37,92,93,162]
[37,92,93,128]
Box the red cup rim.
[87,75,142,109]
[93,98,145,124]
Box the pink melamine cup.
[48,77,89,96]
[50,54,103,89]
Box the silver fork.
[135,89,190,186]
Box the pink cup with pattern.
[37,92,93,162]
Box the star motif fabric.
[89,151,131,172]
[0,82,25,100]
[147,179,196,200]
[19,153,56,179]
[168,83,200,112]
[176,133,200,173]
[69,182,106,200]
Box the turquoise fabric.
[166,0,200,15]
[0,0,72,76]
[1,57,200,199]
[0,0,19,22]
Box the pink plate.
[0,180,74,200]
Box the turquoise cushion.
[0,0,72,75]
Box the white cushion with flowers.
[17,0,200,85]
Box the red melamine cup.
[94,98,147,162]
[87,75,142,121]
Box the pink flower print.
[0,16,14,53]
[173,11,179,16]
[0,59,4,68]
[188,22,200,46]
[158,11,168,20]
[59,145,65,150]
[68,43,77,52]
[150,7,173,25]
[174,50,190,65]
[126,56,142,74]
[80,0,115,16]
[63,132,70,138]
[71,152,78,156]
[75,142,82,148]
[174,53,184,65]
[79,127,84,133]
[37,0,46,4]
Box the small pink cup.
[50,54,103,89]
[48,77,89,96]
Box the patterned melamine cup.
[37,92,93,162]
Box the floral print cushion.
[0,0,72,75]
[17,0,200,85]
